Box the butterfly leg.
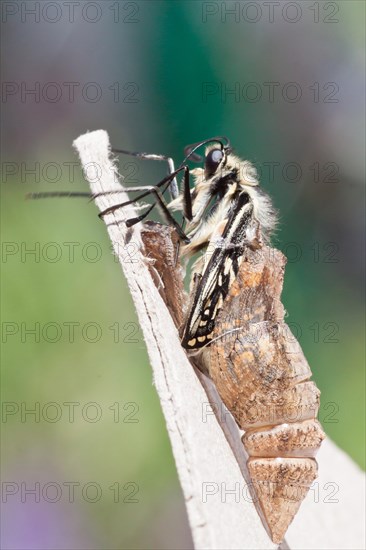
[112,148,179,200]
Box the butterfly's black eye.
[205,149,224,177]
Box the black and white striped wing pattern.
[181,192,253,349]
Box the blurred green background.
[1,1,365,549]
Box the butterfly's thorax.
[183,172,243,257]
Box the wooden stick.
[73,130,365,550]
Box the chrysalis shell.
[209,245,325,543]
